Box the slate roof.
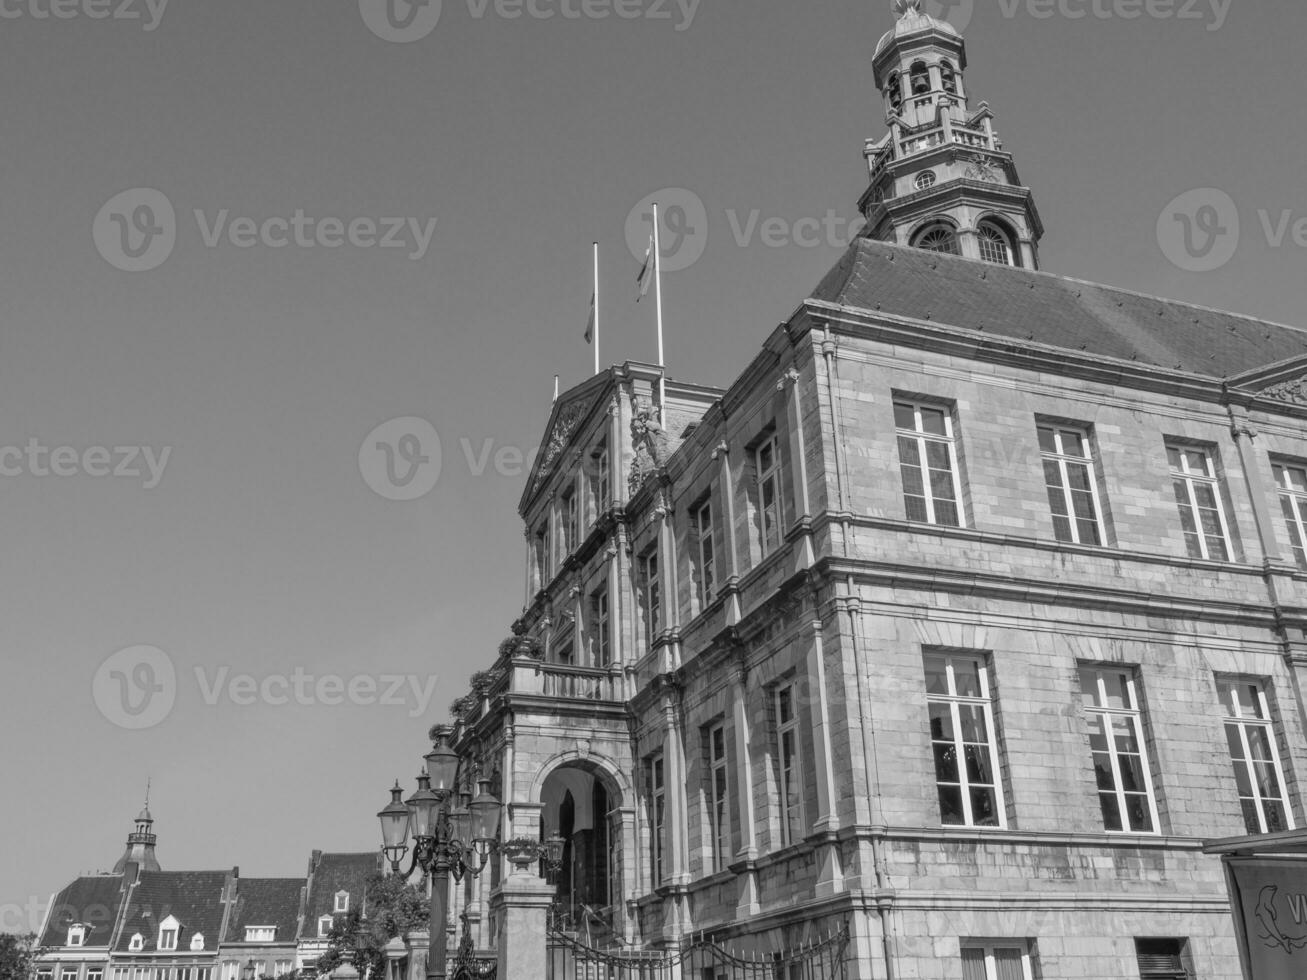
[39,876,128,948]
[809,239,1307,380]
[222,879,303,945]
[113,872,231,953]
[298,853,381,939]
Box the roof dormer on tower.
[860,0,1044,269]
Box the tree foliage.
[314,875,427,980]
[0,933,36,980]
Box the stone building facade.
[445,4,1307,979]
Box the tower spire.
[860,3,1044,268]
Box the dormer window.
[912,221,961,256]
[977,220,1019,266]
[67,924,86,947]
[191,934,206,952]
[333,890,350,914]
[244,927,276,943]
[910,61,930,95]
[317,916,333,939]
[129,934,145,952]
[158,917,180,952]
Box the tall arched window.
[887,73,903,112]
[940,60,958,95]
[913,222,961,255]
[977,221,1019,266]
[910,61,930,96]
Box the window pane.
[994,948,1026,980]
[952,659,982,698]
[938,785,965,825]
[960,949,987,980]
[929,702,955,740]
[970,786,1000,826]
[919,407,947,436]
[894,403,916,430]
[1037,426,1057,453]
[933,743,960,783]
[924,656,950,696]
[1099,791,1123,831]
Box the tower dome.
[859,0,1044,269]
[874,0,960,60]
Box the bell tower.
[859,0,1043,268]
[112,794,162,874]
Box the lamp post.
[377,726,503,980]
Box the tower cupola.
[861,0,1044,268]
[112,795,161,874]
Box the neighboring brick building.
[33,814,375,980]
[445,3,1307,978]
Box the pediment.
[521,374,613,505]
[1258,373,1307,406]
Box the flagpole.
[592,241,600,377]
[652,203,667,421]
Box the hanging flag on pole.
[636,230,655,302]
[650,203,667,419]
[585,242,600,376]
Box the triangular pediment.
[520,372,613,507]
[1229,353,1307,406]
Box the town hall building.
[441,2,1307,978]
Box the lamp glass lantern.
[405,773,441,840]
[377,782,412,853]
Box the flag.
[584,289,596,344]
[636,232,655,301]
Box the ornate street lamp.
[377,726,503,980]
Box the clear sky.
[3,0,1305,932]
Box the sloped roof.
[39,876,128,948]
[809,239,1307,379]
[222,879,302,945]
[299,853,381,939]
[114,872,230,953]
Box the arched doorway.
[538,764,622,942]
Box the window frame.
[774,683,805,848]
[129,934,144,953]
[755,432,784,558]
[925,652,1007,829]
[561,487,578,555]
[895,399,966,528]
[1038,423,1106,546]
[694,498,717,610]
[960,942,1035,980]
[590,585,611,667]
[649,753,666,888]
[707,722,730,872]
[976,222,1017,267]
[1168,444,1234,561]
[1273,459,1307,567]
[593,442,610,515]
[1220,678,1295,835]
[67,925,85,947]
[1080,666,1162,835]
[316,915,333,939]
[639,546,662,649]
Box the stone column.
[401,931,428,980]
[730,660,761,918]
[807,618,845,896]
[491,867,555,980]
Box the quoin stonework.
[435,3,1307,979]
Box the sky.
[3,0,1306,933]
